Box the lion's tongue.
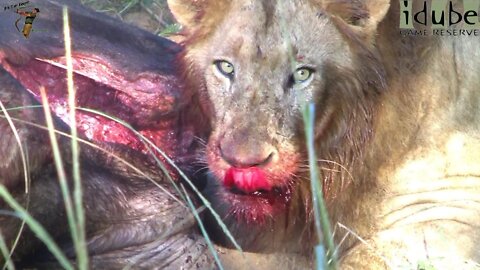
[224,167,271,193]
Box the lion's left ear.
[359,0,390,32]
[321,0,390,34]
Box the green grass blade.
[63,6,89,269]
[303,103,338,270]
[0,232,15,270]
[0,186,74,270]
[39,87,80,261]
[0,100,31,269]
[181,185,224,270]
[0,100,29,194]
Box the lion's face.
[170,0,388,251]
[199,1,346,218]
[184,0,384,221]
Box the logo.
[15,7,40,38]
[399,0,480,36]
[2,1,48,38]
[3,0,29,11]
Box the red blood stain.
[224,167,272,193]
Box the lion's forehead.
[212,1,347,70]
[196,0,357,134]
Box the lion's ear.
[167,0,231,31]
[321,0,390,33]
[360,0,390,32]
[167,0,201,29]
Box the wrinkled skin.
[169,0,480,268]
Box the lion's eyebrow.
[287,44,300,63]
[229,37,244,55]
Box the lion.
[167,0,480,268]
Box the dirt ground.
[81,0,177,35]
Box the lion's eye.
[293,67,313,83]
[214,60,235,77]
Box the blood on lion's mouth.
[224,167,272,193]
[204,145,300,223]
[217,167,294,223]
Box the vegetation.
[81,0,179,36]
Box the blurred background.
[81,0,180,36]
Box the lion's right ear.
[167,0,201,29]
[167,0,231,32]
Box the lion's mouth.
[204,143,300,223]
[223,167,273,193]
[216,175,294,223]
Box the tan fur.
[169,0,480,268]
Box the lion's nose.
[219,143,275,168]
[219,142,276,193]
